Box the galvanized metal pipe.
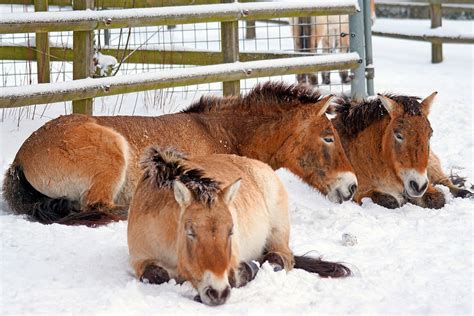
[364,0,374,96]
[349,0,367,100]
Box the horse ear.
[317,95,335,117]
[421,91,437,116]
[378,94,398,115]
[173,180,192,208]
[221,178,241,205]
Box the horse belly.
[237,212,271,263]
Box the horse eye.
[322,137,334,144]
[186,229,196,240]
[394,132,404,141]
[229,229,234,237]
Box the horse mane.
[182,81,324,115]
[333,94,423,137]
[140,146,221,206]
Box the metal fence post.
[221,0,240,96]
[349,0,366,100]
[34,0,50,84]
[363,0,374,96]
[430,0,443,63]
[72,0,94,115]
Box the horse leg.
[428,150,472,198]
[339,26,351,84]
[407,184,446,209]
[320,33,331,85]
[228,261,259,288]
[369,191,401,209]
[308,17,319,86]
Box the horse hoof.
[263,252,285,271]
[423,191,446,209]
[455,189,473,199]
[140,264,170,284]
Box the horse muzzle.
[328,172,358,203]
[401,169,429,198]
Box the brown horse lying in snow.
[128,147,350,306]
[2,82,356,226]
[332,92,448,209]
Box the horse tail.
[2,163,121,227]
[294,255,351,278]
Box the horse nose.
[205,286,231,306]
[410,180,427,195]
[349,183,358,196]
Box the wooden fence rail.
[373,0,473,63]
[0,54,360,108]
[0,1,361,114]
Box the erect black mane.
[333,93,423,137]
[140,146,220,206]
[182,81,324,115]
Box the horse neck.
[234,114,295,169]
[195,113,292,168]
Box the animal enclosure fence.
[373,0,474,63]
[0,0,375,116]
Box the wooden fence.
[0,0,362,114]
[373,0,474,63]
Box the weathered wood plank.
[0,54,361,109]
[430,0,443,63]
[72,0,94,115]
[34,0,50,84]
[371,31,474,44]
[221,0,240,96]
[0,2,358,34]
[0,45,312,64]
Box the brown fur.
[3,81,354,226]
[332,93,445,208]
[128,148,351,305]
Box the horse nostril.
[220,286,231,301]
[205,287,219,301]
[349,183,358,196]
[410,180,419,193]
[420,181,428,193]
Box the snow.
[373,18,474,40]
[1,19,473,315]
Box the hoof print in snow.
[342,233,357,246]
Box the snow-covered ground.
[1,18,473,315]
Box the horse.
[290,0,376,85]
[128,147,351,306]
[2,82,357,226]
[331,92,446,209]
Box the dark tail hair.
[2,164,122,227]
[294,255,351,278]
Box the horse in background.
[128,147,351,306]
[332,92,446,209]
[3,82,356,226]
[290,0,376,85]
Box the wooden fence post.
[221,0,240,96]
[430,0,443,63]
[34,0,50,84]
[72,0,94,114]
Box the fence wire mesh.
[0,2,353,118]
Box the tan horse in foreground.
[128,147,350,306]
[332,92,447,208]
[2,82,356,226]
